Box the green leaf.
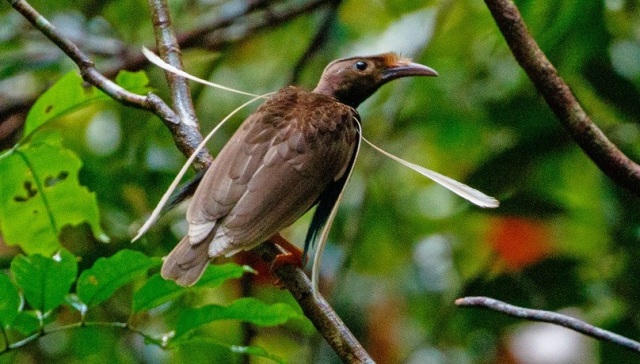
[77,250,160,307]
[175,339,284,364]
[115,70,150,94]
[24,71,100,138]
[22,70,150,138]
[229,345,284,364]
[0,131,108,255]
[132,263,252,312]
[10,310,41,336]
[175,298,301,339]
[194,263,255,288]
[0,274,21,328]
[10,250,77,313]
[132,274,181,313]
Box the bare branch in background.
[484,0,640,197]
[289,0,341,84]
[457,296,640,354]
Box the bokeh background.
[2,0,640,363]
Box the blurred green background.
[1,0,640,362]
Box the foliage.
[1,0,640,362]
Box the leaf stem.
[0,320,160,355]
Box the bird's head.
[313,53,438,108]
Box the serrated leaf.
[0,274,21,328]
[132,263,251,312]
[10,250,77,313]
[77,250,160,307]
[175,298,301,339]
[0,131,108,255]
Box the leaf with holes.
[77,250,160,307]
[10,249,77,313]
[23,70,150,138]
[0,131,107,255]
[175,298,301,340]
[0,274,21,328]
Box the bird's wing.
[187,89,358,256]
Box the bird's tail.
[161,234,211,286]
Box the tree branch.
[147,0,211,170]
[5,0,210,166]
[483,0,640,197]
[456,296,640,354]
[288,0,341,84]
[7,0,372,362]
[0,0,334,122]
[0,320,161,354]
[255,243,374,364]
[6,0,175,119]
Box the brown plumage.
[161,53,437,286]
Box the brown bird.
[160,53,438,286]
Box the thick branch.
[484,0,640,196]
[147,0,210,170]
[457,296,640,354]
[255,243,374,364]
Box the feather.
[142,47,264,99]
[362,136,499,208]
[132,94,268,242]
[309,120,362,296]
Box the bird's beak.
[381,62,438,81]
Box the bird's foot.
[268,234,306,288]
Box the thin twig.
[456,296,640,354]
[5,0,210,167]
[289,0,341,84]
[254,242,374,364]
[177,0,272,48]
[0,320,160,354]
[484,0,640,196]
[199,0,333,51]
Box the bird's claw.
[269,234,306,288]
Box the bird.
[160,53,438,287]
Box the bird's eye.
[354,61,367,71]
